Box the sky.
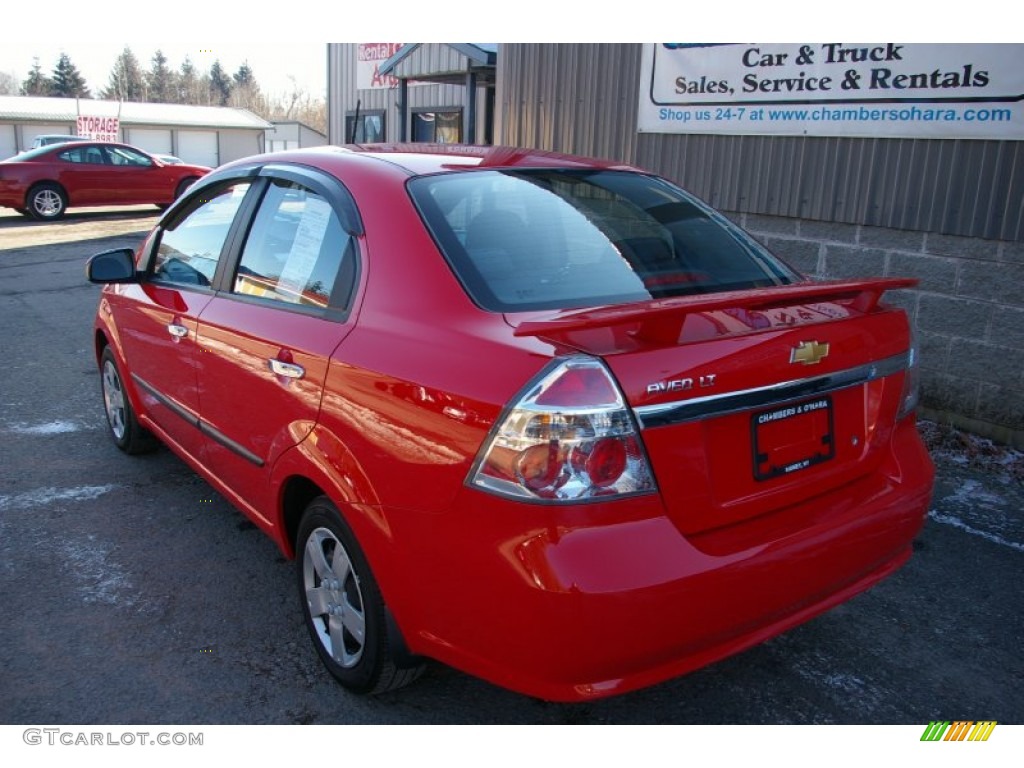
[0,0,1004,102]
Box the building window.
[345,112,385,144]
[412,110,462,144]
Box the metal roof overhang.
[0,96,272,130]
[378,43,497,85]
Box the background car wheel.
[297,497,423,694]
[27,183,67,221]
[174,177,198,199]
[100,347,156,455]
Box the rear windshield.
[5,146,55,161]
[408,169,797,312]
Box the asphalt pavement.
[1,208,1022,725]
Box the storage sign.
[638,43,1024,139]
[76,116,119,142]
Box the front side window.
[233,179,349,309]
[151,183,251,287]
[105,146,152,167]
[409,169,797,312]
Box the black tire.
[99,346,157,455]
[174,177,198,199]
[296,496,423,694]
[26,182,67,221]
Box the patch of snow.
[6,420,83,435]
[57,534,136,607]
[928,510,1024,553]
[0,485,117,511]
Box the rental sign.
[638,43,1024,139]
[76,115,119,142]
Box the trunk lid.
[510,279,916,534]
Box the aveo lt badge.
[646,374,717,395]
[790,341,830,365]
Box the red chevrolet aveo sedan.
[0,141,210,220]
[87,144,934,701]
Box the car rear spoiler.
[512,278,917,342]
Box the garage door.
[0,124,16,160]
[20,124,75,152]
[176,131,218,168]
[126,128,172,156]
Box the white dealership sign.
[638,43,1024,139]
[76,115,119,142]
[357,43,403,89]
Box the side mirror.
[86,248,138,284]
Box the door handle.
[269,358,305,380]
[167,323,188,339]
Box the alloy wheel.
[302,526,367,668]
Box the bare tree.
[267,75,326,134]
[0,70,19,95]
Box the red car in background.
[86,144,934,701]
[0,141,210,220]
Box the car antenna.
[350,99,361,144]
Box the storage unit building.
[0,96,272,166]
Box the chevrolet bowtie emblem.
[790,341,830,365]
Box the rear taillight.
[469,356,656,502]
[897,327,920,420]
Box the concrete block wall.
[727,212,1024,448]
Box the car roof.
[218,143,645,179]
[354,143,644,175]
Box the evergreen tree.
[21,57,52,96]
[147,49,176,103]
[233,62,256,90]
[208,60,232,106]
[229,61,265,112]
[50,52,91,98]
[102,47,146,101]
[176,57,198,103]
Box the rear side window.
[59,146,106,165]
[232,179,350,310]
[408,169,796,312]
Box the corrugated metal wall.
[497,44,1024,242]
[390,45,473,79]
[496,43,641,165]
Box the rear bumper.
[381,418,934,701]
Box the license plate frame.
[751,396,835,481]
